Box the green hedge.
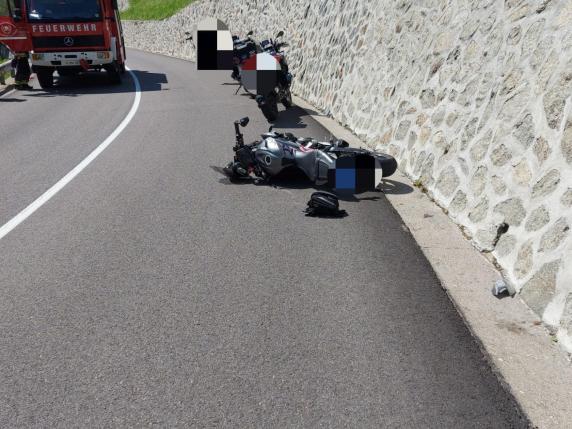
[121,0,196,20]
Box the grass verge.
[121,0,196,20]
[0,57,10,84]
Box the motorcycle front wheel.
[224,162,250,181]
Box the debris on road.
[493,279,510,297]
[305,191,347,217]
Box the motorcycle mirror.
[247,30,254,36]
[276,31,284,38]
[240,117,250,127]
[185,31,191,35]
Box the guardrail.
[0,59,13,85]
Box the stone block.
[513,113,535,148]
[533,136,551,163]
[460,118,479,150]
[539,218,570,252]
[514,241,533,279]
[561,189,572,207]
[532,169,560,199]
[521,19,544,56]
[520,260,561,316]
[493,198,526,226]
[525,206,550,232]
[395,120,411,140]
[490,144,513,166]
[436,166,460,197]
[543,72,572,129]
[562,119,572,164]
[495,233,517,257]
[499,89,529,120]
[470,134,491,162]
[513,160,532,186]
[469,198,489,223]
[491,175,507,195]
[420,88,436,109]
[470,165,488,197]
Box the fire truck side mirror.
[112,0,119,10]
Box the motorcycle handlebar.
[234,122,245,147]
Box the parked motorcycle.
[232,31,293,122]
[224,118,398,192]
[256,31,293,119]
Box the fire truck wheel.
[105,61,122,85]
[37,69,54,89]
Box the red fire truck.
[0,0,126,88]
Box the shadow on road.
[211,165,410,201]
[271,106,309,129]
[24,69,168,98]
[0,97,26,103]
[378,179,414,195]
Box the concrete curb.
[292,94,572,429]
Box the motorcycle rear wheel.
[281,88,292,108]
[260,93,279,122]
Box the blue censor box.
[335,168,356,190]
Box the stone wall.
[122,0,572,352]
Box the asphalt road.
[0,49,528,427]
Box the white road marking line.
[1,75,37,98]
[0,68,142,241]
[0,88,16,98]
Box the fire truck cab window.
[26,0,101,22]
[0,2,8,16]
[0,0,20,18]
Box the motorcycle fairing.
[255,136,335,183]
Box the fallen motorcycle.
[224,117,398,193]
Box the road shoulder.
[293,95,572,429]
